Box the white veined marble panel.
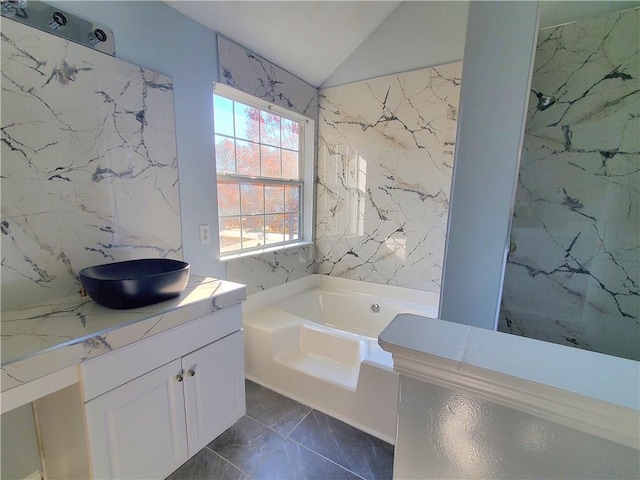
[499,8,639,361]
[316,62,462,292]
[1,19,181,310]
[226,244,315,296]
[217,35,318,119]
[527,8,639,130]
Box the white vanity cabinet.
[182,332,245,452]
[80,305,245,479]
[84,358,188,479]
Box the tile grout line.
[225,385,390,480]
[202,411,289,478]
[244,409,313,476]
[285,408,368,480]
[286,434,368,480]
[246,435,287,477]
[246,407,368,480]
[204,445,252,478]
[283,407,314,440]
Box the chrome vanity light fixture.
[0,0,115,56]
[531,88,556,111]
[1,0,27,17]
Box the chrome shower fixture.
[0,0,115,56]
[531,88,556,111]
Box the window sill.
[218,241,314,262]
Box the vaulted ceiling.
[165,1,401,87]
[165,1,639,88]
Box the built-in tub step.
[272,324,365,391]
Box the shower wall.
[316,62,462,291]
[1,19,182,311]
[499,8,639,360]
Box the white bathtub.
[242,274,438,443]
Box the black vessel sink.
[79,259,190,309]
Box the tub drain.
[370,303,380,313]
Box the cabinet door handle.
[187,368,195,377]
[176,372,184,382]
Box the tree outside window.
[214,92,302,255]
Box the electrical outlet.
[199,224,211,245]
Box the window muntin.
[214,90,304,256]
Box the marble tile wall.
[499,8,639,360]
[217,36,319,119]
[1,20,181,310]
[225,244,315,294]
[217,36,318,294]
[316,63,462,292]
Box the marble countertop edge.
[1,275,247,369]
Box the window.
[213,84,313,257]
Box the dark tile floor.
[167,379,394,480]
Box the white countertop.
[1,275,246,394]
[379,313,640,449]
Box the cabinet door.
[182,331,246,455]
[85,359,188,479]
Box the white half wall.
[394,375,639,479]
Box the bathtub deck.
[272,323,365,391]
[275,351,360,390]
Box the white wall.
[322,1,469,88]
[395,375,639,479]
[439,1,540,330]
[1,405,41,480]
[49,0,226,280]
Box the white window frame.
[213,83,315,260]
